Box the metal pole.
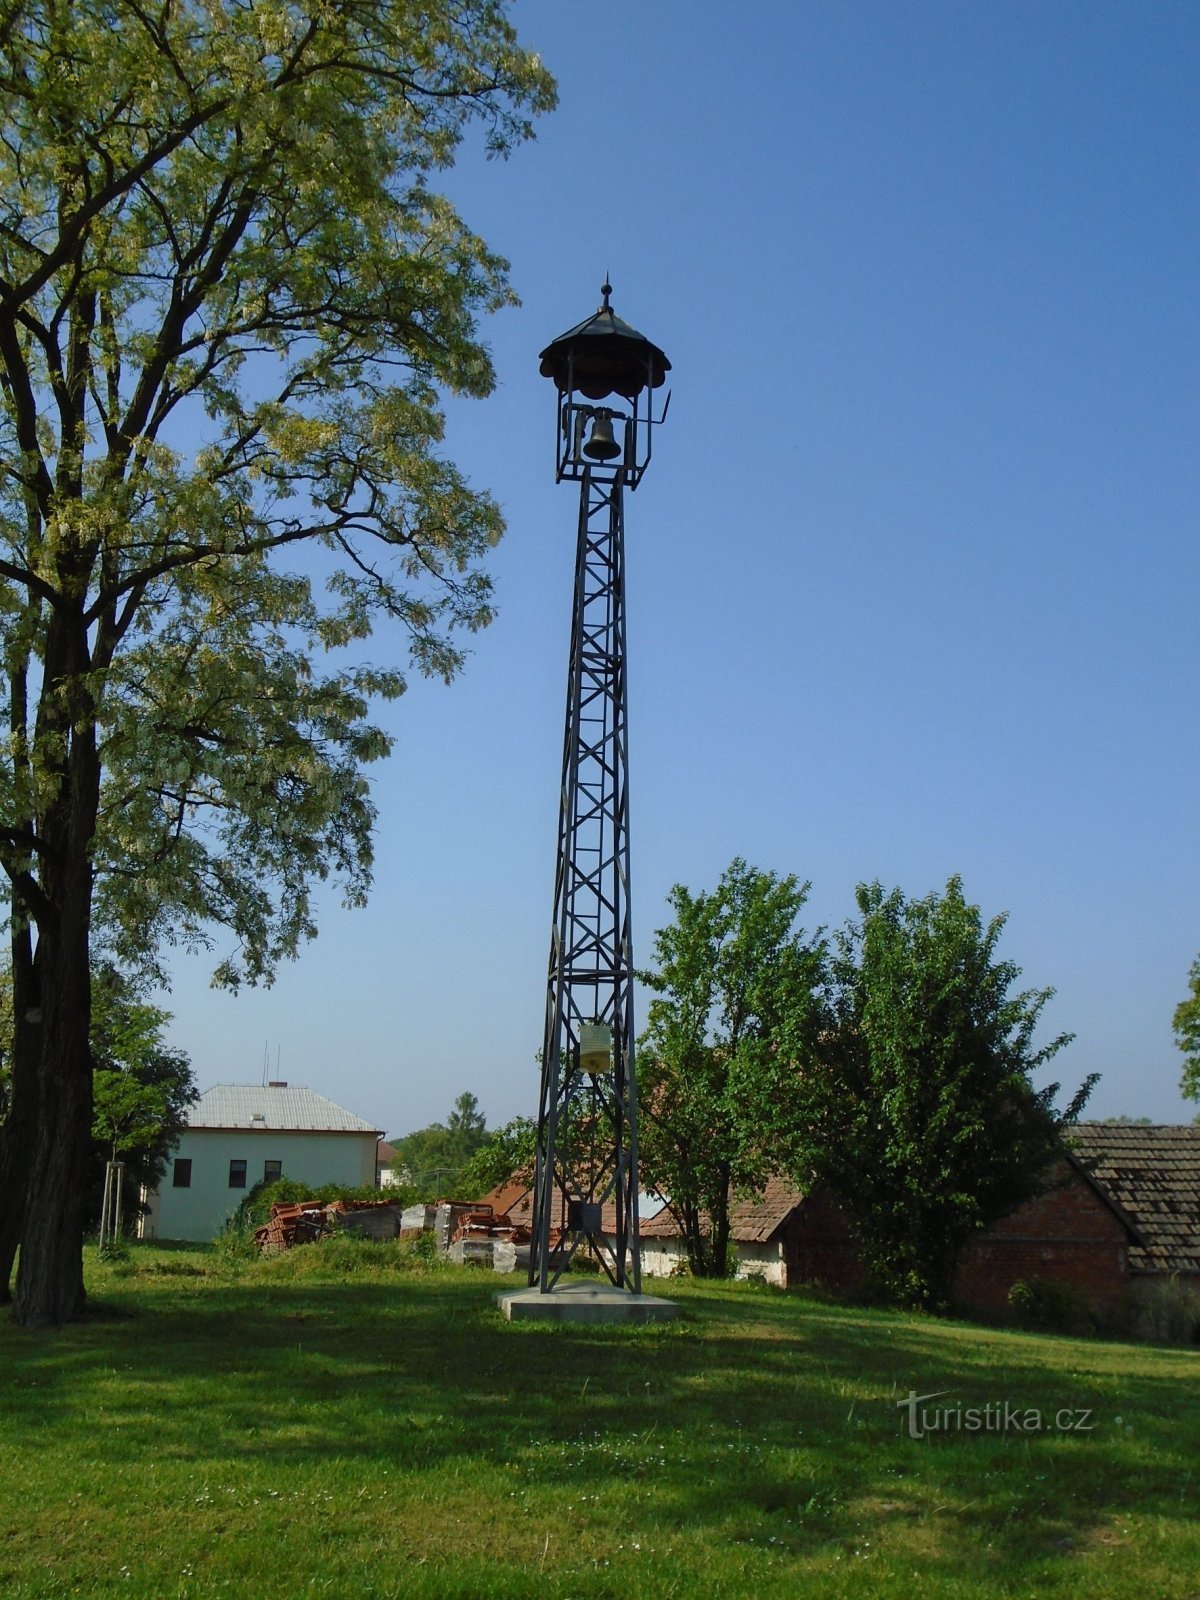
[99,1161,113,1252]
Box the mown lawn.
[0,1242,1197,1599]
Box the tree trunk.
[682,1203,707,1276]
[710,1162,732,1279]
[0,926,38,1302]
[712,1206,731,1280]
[11,601,100,1329]
[12,899,93,1328]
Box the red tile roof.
[640,1176,804,1243]
[477,1179,534,1223]
[476,1180,659,1239]
[482,1126,1200,1277]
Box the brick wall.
[785,1188,867,1295]
[954,1161,1130,1314]
[781,1162,1131,1314]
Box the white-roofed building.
[140,1082,383,1242]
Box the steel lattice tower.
[530,286,670,1293]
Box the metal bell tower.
[529,284,670,1293]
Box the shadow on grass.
[3,1262,1197,1589]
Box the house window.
[228,1159,247,1189]
[263,1160,282,1184]
[172,1158,192,1189]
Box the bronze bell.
[582,411,621,461]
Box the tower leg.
[529,464,641,1293]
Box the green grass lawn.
[1,1243,1197,1599]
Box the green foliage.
[456,1114,536,1199]
[89,966,196,1192]
[563,1248,601,1275]
[210,1211,260,1270]
[637,858,828,1278]
[1007,1276,1096,1336]
[0,1,553,1322]
[389,1091,490,1196]
[1119,1276,1200,1345]
[253,1235,448,1281]
[1172,956,1200,1101]
[0,0,554,986]
[91,1072,166,1162]
[406,1228,443,1267]
[446,1091,488,1144]
[794,876,1094,1311]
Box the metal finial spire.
[600,278,613,310]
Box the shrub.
[251,1234,449,1281]
[1007,1276,1095,1336]
[407,1229,442,1266]
[1120,1276,1200,1345]
[210,1211,260,1269]
[565,1249,601,1276]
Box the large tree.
[1171,956,1200,1102]
[456,1112,535,1200]
[794,877,1095,1311]
[0,1,553,1325]
[636,859,829,1278]
[389,1090,489,1194]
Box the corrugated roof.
[1068,1123,1200,1274]
[189,1084,381,1135]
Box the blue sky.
[160,2,1200,1138]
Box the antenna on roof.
[262,1041,268,1088]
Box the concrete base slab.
[494,1280,679,1325]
